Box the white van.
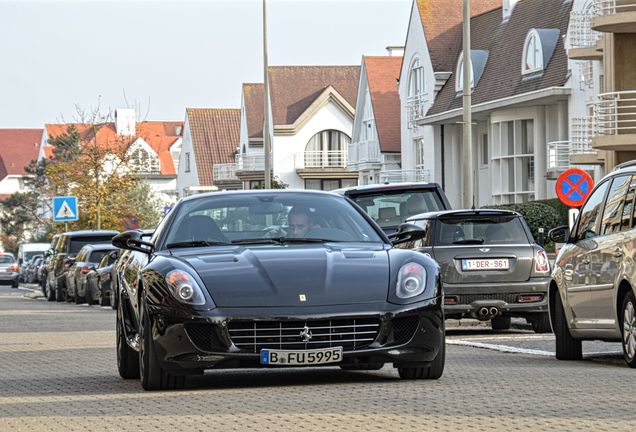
[18,243,50,281]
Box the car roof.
[180,188,343,203]
[406,208,520,221]
[333,182,441,195]
[60,230,119,237]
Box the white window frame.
[522,29,544,75]
[455,52,474,92]
[408,58,425,98]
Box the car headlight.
[396,262,427,299]
[165,270,206,305]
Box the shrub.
[487,201,561,248]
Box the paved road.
[1,284,635,431]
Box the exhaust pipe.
[489,307,499,317]
[478,307,490,317]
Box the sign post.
[52,196,79,223]
[555,168,594,229]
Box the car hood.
[173,244,390,307]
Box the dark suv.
[46,230,118,302]
[334,182,451,234]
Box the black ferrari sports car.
[113,190,444,390]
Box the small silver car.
[550,162,636,367]
[399,209,552,332]
[0,252,19,288]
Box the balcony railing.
[406,94,429,128]
[594,0,636,15]
[571,117,595,154]
[213,163,238,181]
[379,168,430,184]
[236,153,265,171]
[296,150,347,169]
[547,141,571,170]
[570,11,602,48]
[592,91,636,136]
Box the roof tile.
[0,129,43,181]
[364,57,402,153]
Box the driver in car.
[287,206,319,238]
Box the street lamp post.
[462,0,474,208]
[263,0,272,189]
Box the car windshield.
[435,214,530,246]
[0,255,15,264]
[350,190,444,229]
[164,192,384,248]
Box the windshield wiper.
[452,238,485,245]
[231,237,330,245]
[166,240,231,249]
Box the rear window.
[0,255,15,264]
[88,250,115,264]
[351,190,444,229]
[435,215,530,246]
[69,236,114,254]
[24,251,44,261]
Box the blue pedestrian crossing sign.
[52,196,78,222]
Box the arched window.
[455,52,474,92]
[408,58,425,98]
[305,130,351,168]
[129,147,160,173]
[523,29,544,74]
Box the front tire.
[397,330,445,380]
[11,279,18,289]
[116,295,140,379]
[554,291,582,360]
[620,291,636,368]
[139,294,185,391]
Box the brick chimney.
[115,108,136,137]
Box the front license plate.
[462,258,509,271]
[260,347,343,365]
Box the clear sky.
[0,0,411,128]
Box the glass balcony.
[236,153,265,171]
[592,0,636,33]
[378,168,430,183]
[212,163,238,181]
[296,150,348,169]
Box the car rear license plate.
[462,258,509,271]
[260,347,343,365]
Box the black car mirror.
[548,225,570,243]
[388,223,427,246]
[112,230,154,255]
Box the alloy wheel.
[624,300,636,362]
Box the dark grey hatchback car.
[399,209,552,332]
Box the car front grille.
[455,293,519,304]
[391,316,420,344]
[184,322,225,352]
[227,318,381,353]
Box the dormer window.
[408,58,425,98]
[522,28,560,77]
[455,50,489,93]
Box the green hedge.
[487,200,564,249]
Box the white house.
[176,108,241,197]
[348,55,403,185]
[218,66,361,191]
[0,129,41,200]
[416,0,604,207]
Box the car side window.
[575,180,609,240]
[600,175,630,235]
[622,176,636,231]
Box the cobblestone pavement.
[1,285,635,431]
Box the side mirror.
[388,223,427,246]
[548,225,570,243]
[112,230,154,255]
